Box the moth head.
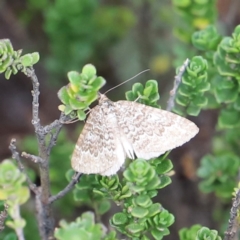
[98,93,112,108]
[98,93,108,102]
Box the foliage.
[66,156,174,240]
[179,225,222,240]
[172,0,240,202]
[173,56,209,116]
[197,153,240,199]
[0,160,30,239]
[54,212,116,240]
[125,80,160,108]
[58,64,106,120]
[179,224,202,240]
[172,0,217,66]
[189,25,240,203]
[66,170,111,217]
[108,158,174,240]
[171,1,240,237]
[43,0,135,78]
[0,39,39,79]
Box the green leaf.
[4,68,12,80]
[91,77,106,90]
[55,227,89,240]
[65,169,75,182]
[6,218,26,229]
[135,195,152,208]
[131,207,149,219]
[125,223,145,235]
[77,110,86,121]
[20,54,34,67]
[67,71,80,86]
[196,227,222,240]
[58,105,65,112]
[195,82,210,92]
[186,105,201,116]
[64,105,73,115]
[82,64,97,79]
[146,80,158,92]
[69,98,88,110]
[215,87,238,103]
[58,86,70,105]
[143,84,153,97]
[147,203,161,217]
[31,52,40,65]
[112,212,128,226]
[132,83,144,96]
[125,91,135,101]
[176,94,189,106]
[192,25,222,51]
[158,175,172,189]
[156,159,173,174]
[179,225,202,240]
[151,228,167,240]
[16,186,30,205]
[4,39,14,54]
[218,108,240,128]
[192,96,208,107]
[178,84,191,97]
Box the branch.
[9,139,38,194]
[23,67,55,239]
[35,191,54,240]
[0,203,8,232]
[21,152,44,164]
[45,113,71,155]
[26,68,44,142]
[26,67,50,203]
[166,58,190,112]
[48,172,82,204]
[224,188,240,240]
[43,113,71,134]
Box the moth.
[71,93,199,176]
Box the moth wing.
[114,101,199,160]
[71,105,125,176]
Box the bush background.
[0,1,239,239]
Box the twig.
[9,139,38,194]
[48,172,82,204]
[26,68,43,138]
[11,204,25,240]
[21,152,44,164]
[43,113,71,134]
[167,59,190,112]
[224,188,240,240]
[26,67,54,239]
[46,113,70,155]
[0,203,8,232]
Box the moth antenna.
[104,69,150,95]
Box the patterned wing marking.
[71,105,126,176]
[114,101,199,160]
